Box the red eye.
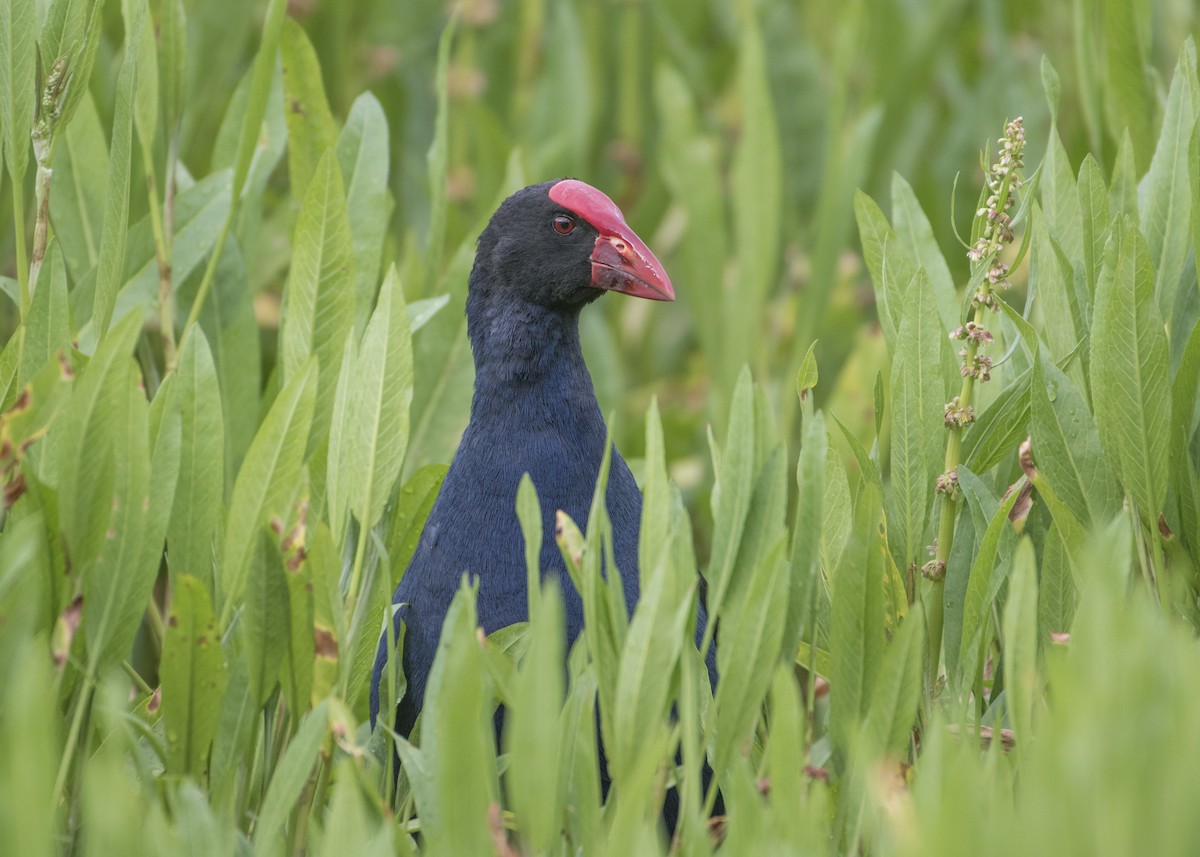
[553,215,575,234]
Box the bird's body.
[369,178,707,747]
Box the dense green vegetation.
[1,0,1199,854]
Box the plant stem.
[29,160,53,294]
[12,177,30,319]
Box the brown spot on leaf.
[147,686,161,713]
[167,614,179,628]
[804,765,830,782]
[4,472,26,508]
[10,387,30,413]
[313,626,338,659]
[1050,632,1070,645]
[1158,514,1174,540]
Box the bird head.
[474,178,674,309]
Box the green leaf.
[891,173,959,333]
[280,18,338,204]
[240,529,290,707]
[57,313,141,596]
[503,581,564,853]
[89,0,145,344]
[166,329,224,590]
[231,0,286,201]
[422,17,454,295]
[155,0,187,134]
[1031,351,1121,529]
[961,367,1032,473]
[281,149,355,446]
[1103,0,1154,169]
[1038,521,1076,638]
[0,0,35,185]
[1091,218,1171,523]
[1170,320,1200,559]
[418,582,498,856]
[705,366,756,627]
[854,190,915,353]
[208,661,256,808]
[49,91,107,281]
[1041,123,1084,267]
[731,13,782,365]
[20,239,72,385]
[795,341,819,402]
[337,92,393,331]
[220,359,316,622]
[122,0,157,154]
[346,265,414,529]
[1140,38,1196,317]
[161,574,227,778]
[1109,129,1139,221]
[786,409,826,661]
[37,0,104,135]
[1002,536,1039,750]
[252,701,330,856]
[385,464,448,589]
[712,537,788,775]
[888,268,946,571]
[863,609,924,757]
[1031,206,1087,380]
[1077,153,1110,304]
[957,484,1023,691]
[829,481,885,760]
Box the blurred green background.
[6,0,1198,516]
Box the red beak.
[548,179,675,301]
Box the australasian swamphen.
[369,178,715,816]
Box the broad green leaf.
[502,580,563,855]
[1038,521,1076,637]
[957,485,1023,691]
[1170,320,1200,559]
[240,529,289,707]
[821,440,852,576]
[0,0,35,185]
[37,0,104,134]
[612,541,689,782]
[280,18,337,204]
[1031,207,1087,381]
[422,17,454,296]
[346,266,414,529]
[1110,129,1139,220]
[337,92,393,331]
[385,463,448,589]
[892,172,959,332]
[208,660,256,808]
[251,701,330,857]
[49,91,107,281]
[89,0,145,343]
[0,637,55,857]
[155,0,187,133]
[231,0,286,201]
[280,534,313,715]
[888,268,946,571]
[1091,218,1171,523]
[863,609,924,757]
[220,359,316,621]
[418,583,498,856]
[1041,123,1084,267]
[1077,153,1109,304]
[57,313,141,586]
[281,149,355,447]
[705,366,755,627]
[20,239,72,386]
[1002,537,1039,750]
[161,574,227,778]
[1139,38,1196,317]
[829,481,885,760]
[731,14,782,368]
[854,190,916,353]
[786,409,826,661]
[166,329,224,590]
[795,341,819,402]
[122,0,157,153]
[656,63,730,398]
[325,335,358,540]
[1031,351,1121,529]
[713,537,788,775]
[1103,0,1154,169]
